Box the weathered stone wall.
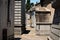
[50,9,60,40]
[36,25,50,35]
[0,0,14,40]
[50,0,60,40]
[50,25,60,40]
[0,0,8,40]
[7,0,14,40]
[46,3,55,23]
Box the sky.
[30,0,40,4]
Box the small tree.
[26,0,31,11]
[30,3,34,7]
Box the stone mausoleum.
[29,0,60,40]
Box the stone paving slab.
[15,27,48,40]
[20,27,48,40]
[21,36,48,40]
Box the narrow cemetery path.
[20,27,48,40]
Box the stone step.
[51,27,60,36]
[50,33,60,40]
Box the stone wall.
[36,25,50,35]
[50,25,60,40]
[50,0,60,40]
[7,0,14,40]
[0,0,14,40]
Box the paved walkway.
[20,27,48,40]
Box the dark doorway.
[2,29,7,40]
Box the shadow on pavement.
[14,38,21,40]
[23,30,30,34]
